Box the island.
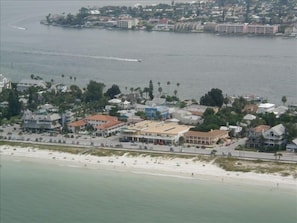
[41,0,297,37]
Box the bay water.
[1,157,296,223]
[0,2,297,221]
[1,0,297,104]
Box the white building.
[117,19,139,29]
[0,74,12,92]
[257,103,275,114]
[22,109,61,132]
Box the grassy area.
[0,141,86,154]
[214,157,297,178]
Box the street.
[1,124,297,163]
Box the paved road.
[1,124,297,163]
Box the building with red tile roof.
[68,114,126,137]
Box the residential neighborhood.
[41,0,297,36]
[1,73,297,159]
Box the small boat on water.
[137,59,142,62]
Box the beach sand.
[1,145,296,190]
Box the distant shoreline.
[40,20,295,38]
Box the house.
[172,109,202,125]
[22,109,62,132]
[272,106,288,117]
[257,103,275,114]
[286,138,297,153]
[184,130,229,147]
[0,74,12,92]
[242,104,258,114]
[120,120,192,145]
[68,114,126,137]
[17,79,47,92]
[246,125,271,148]
[262,124,286,149]
[220,125,242,136]
[243,114,257,123]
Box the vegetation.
[214,157,297,177]
[200,88,224,107]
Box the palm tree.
[167,81,171,95]
[158,87,163,97]
[61,74,65,78]
[30,74,35,79]
[174,89,178,97]
[74,76,77,81]
[70,76,73,81]
[130,87,134,94]
[281,96,287,105]
[143,87,149,99]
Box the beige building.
[120,120,193,145]
[184,130,229,146]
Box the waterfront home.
[257,103,276,114]
[184,130,229,147]
[246,125,271,148]
[120,120,192,145]
[17,79,47,92]
[272,106,288,118]
[262,124,286,149]
[22,109,61,132]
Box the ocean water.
[1,157,296,223]
[1,0,297,104]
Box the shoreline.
[1,145,296,191]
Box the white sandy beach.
[1,145,296,190]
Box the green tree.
[281,96,287,105]
[200,88,224,107]
[149,80,154,100]
[232,97,248,113]
[84,80,105,102]
[70,85,83,100]
[105,84,121,99]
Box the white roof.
[108,99,121,104]
[243,114,256,120]
[258,103,275,108]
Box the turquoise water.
[1,157,296,223]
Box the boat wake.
[19,50,141,62]
[10,25,27,30]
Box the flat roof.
[129,120,192,135]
